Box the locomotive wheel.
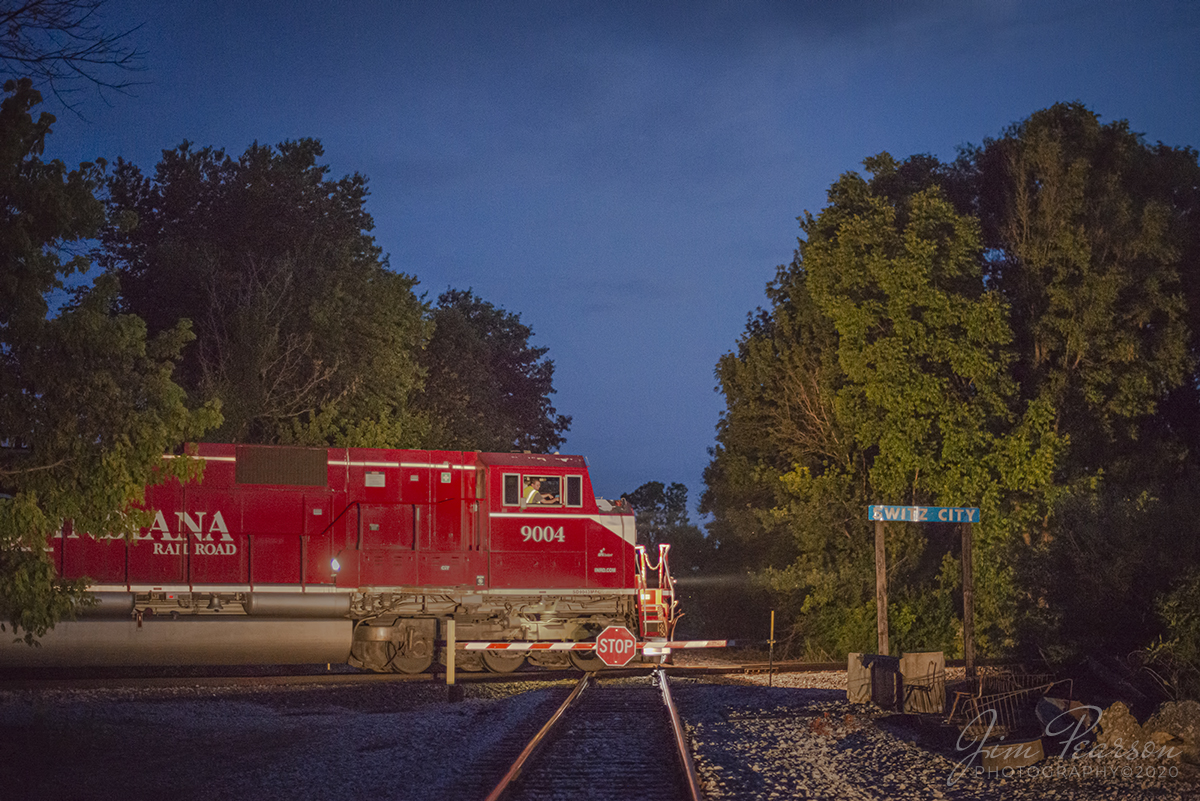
[481,651,525,674]
[352,641,393,673]
[527,652,570,669]
[387,632,434,674]
[389,653,434,674]
[443,651,484,672]
[568,650,607,672]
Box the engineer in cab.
[523,476,560,505]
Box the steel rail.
[1,657,902,690]
[483,669,703,801]
[484,673,591,801]
[657,668,704,801]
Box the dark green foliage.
[966,103,1193,486]
[2,82,573,641]
[0,79,217,640]
[1020,480,1200,666]
[706,104,1200,666]
[966,105,1200,669]
[625,481,710,574]
[100,139,430,447]
[419,289,570,453]
[733,158,1059,657]
[1143,567,1200,701]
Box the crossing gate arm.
[458,639,728,651]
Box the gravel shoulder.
[674,671,1196,801]
[0,678,573,801]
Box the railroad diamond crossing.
[595,625,638,667]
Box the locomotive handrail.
[313,501,362,550]
[308,502,362,586]
[635,543,681,639]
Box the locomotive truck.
[0,443,681,673]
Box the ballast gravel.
[1,671,1195,800]
[0,678,574,801]
[673,672,1195,801]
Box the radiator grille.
[235,446,328,486]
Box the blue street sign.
[868,505,980,523]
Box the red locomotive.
[1,444,680,672]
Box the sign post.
[962,521,975,678]
[594,625,638,667]
[768,610,776,687]
[875,519,888,656]
[867,506,980,669]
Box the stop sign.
[595,625,638,667]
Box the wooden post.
[768,610,775,688]
[446,618,458,700]
[875,519,889,656]
[961,522,975,678]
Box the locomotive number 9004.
[521,525,565,543]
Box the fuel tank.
[0,618,353,667]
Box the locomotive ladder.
[636,543,679,639]
[484,669,704,801]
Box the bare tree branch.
[197,255,345,439]
[766,346,845,466]
[0,457,69,477]
[1,0,146,112]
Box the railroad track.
[481,669,703,801]
[0,659,852,691]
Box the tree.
[1143,566,1200,700]
[706,152,1063,658]
[100,139,430,448]
[419,288,570,453]
[707,105,1200,665]
[804,157,1063,654]
[624,481,708,570]
[965,103,1193,487]
[0,78,216,640]
[961,104,1200,660]
[703,248,851,557]
[0,1,144,109]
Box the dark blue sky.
[43,1,1200,507]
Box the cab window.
[565,475,583,507]
[503,473,521,506]
[522,474,561,506]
